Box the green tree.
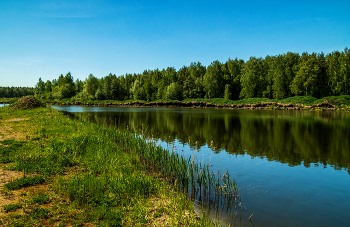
[130,79,146,100]
[75,79,84,94]
[291,53,320,96]
[240,57,264,99]
[338,47,350,95]
[102,73,116,99]
[0,87,34,98]
[84,74,99,99]
[45,80,52,93]
[270,55,286,99]
[177,66,189,88]
[326,51,341,95]
[141,70,156,101]
[59,84,75,99]
[111,78,121,100]
[183,62,206,99]
[61,72,76,98]
[164,82,183,100]
[283,52,300,97]
[315,52,329,97]
[224,58,243,100]
[203,61,224,98]
[44,80,53,99]
[262,55,273,98]
[95,88,104,100]
[164,67,178,85]
[183,74,197,99]
[57,74,65,87]
[224,84,231,99]
[124,73,135,99]
[34,78,46,98]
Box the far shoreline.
[3,95,350,111]
[47,100,344,111]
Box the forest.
[34,48,350,102]
[0,86,34,98]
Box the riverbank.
[43,95,350,111]
[0,107,219,226]
[0,98,19,104]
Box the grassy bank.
[0,106,239,226]
[40,95,350,110]
[185,95,350,106]
[0,98,19,104]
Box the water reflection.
[59,107,350,174]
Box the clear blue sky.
[1,0,349,87]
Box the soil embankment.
[49,100,338,110]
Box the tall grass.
[93,118,242,213]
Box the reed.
[104,121,242,213]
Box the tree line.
[35,48,350,101]
[0,87,34,98]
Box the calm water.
[52,106,350,227]
[0,104,9,107]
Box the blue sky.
[1,0,349,87]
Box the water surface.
[53,106,350,227]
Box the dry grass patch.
[0,125,27,141]
[0,168,24,215]
[0,116,32,141]
[3,118,30,123]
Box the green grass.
[28,208,51,219]
[5,176,45,190]
[2,203,22,213]
[31,194,50,205]
[8,150,75,176]
[0,139,25,164]
[278,96,318,106]
[315,95,350,107]
[153,207,167,218]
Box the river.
[52,105,350,227]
